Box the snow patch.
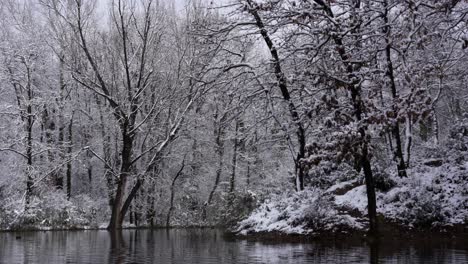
[334,185,368,214]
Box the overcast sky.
[96,0,230,14]
[94,0,227,24]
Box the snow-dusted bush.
[382,184,444,228]
[306,162,359,189]
[236,188,364,235]
[447,116,468,150]
[201,190,258,227]
[372,165,397,192]
[381,163,468,228]
[0,191,105,230]
[216,191,257,226]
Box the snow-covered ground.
[236,162,468,235]
[236,188,365,235]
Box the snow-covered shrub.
[236,188,364,235]
[380,162,468,228]
[306,162,359,189]
[373,168,396,192]
[0,196,22,229]
[203,190,257,227]
[1,191,103,230]
[445,115,468,163]
[216,191,257,227]
[300,195,338,230]
[383,184,444,228]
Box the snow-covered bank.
[236,163,468,235]
[235,188,364,235]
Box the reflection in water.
[109,231,126,264]
[0,229,467,264]
[369,240,379,264]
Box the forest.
[0,0,467,237]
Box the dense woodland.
[0,0,467,235]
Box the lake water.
[0,229,467,263]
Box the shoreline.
[3,222,467,241]
[227,224,468,244]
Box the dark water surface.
[0,229,467,263]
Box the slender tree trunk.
[66,116,73,200]
[26,104,33,206]
[57,115,65,189]
[204,109,226,219]
[383,0,407,177]
[166,158,186,227]
[246,164,250,187]
[87,167,92,184]
[146,191,156,227]
[405,114,412,167]
[229,119,239,193]
[129,204,134,225]
[25,68,34,207]
[57,54,66,190]
[246,0,306,191]
[361,144,378,234]
[432,110,439,145]
[387,132,394,154]
[190,103,203,177]
[145,165,158,227]
[43,107,60,188]
[205,135,224,203]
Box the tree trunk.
[66,117,73,200]
[118,177,142,227]
[129,204,134,225]
[43,107,60,188]
[246,164,250,187]
[107,130,134,230]
[166,158,186,227]
[56,54,66,190]
[312,0,378,235]
[57,115,65,189]
[405,114,412,167]
[246,0,306,191]
[203,109,226,220]
[432,110,439,145]
[229,119,239,193]
[361,145,378,235]
[383,0,407,177]
[25,69,34,207]
[26,103,33,206]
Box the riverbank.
[230,221,468,243]
[234,160,468,237]
[3,220,467,240]
[0,224,219,232]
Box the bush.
[206,190,257,227]
[398,188,444,228]
[373,169,396,192]
[1,191,103,230]
[236,188,364,235]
